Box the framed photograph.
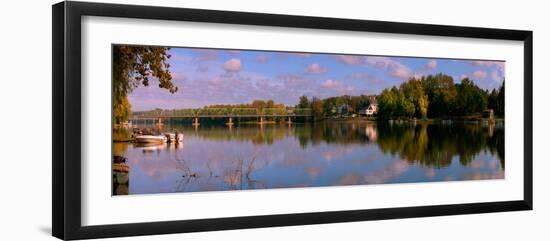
[52,1,533,240]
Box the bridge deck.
[132,108,312,119]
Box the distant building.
[358,95,378,117]
[365,104,378,116]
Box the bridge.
[131,108,312,126]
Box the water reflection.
[376,123,504,169]
[113,121,504,195]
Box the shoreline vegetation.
[115,73,504,125]
[110,46,506,194]
[111,45,504,126]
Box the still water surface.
[113,121,504,195]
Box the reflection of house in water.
[482,109,494,120]
[365,125,378,142]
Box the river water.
[112,120,504,195]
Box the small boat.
[134,135,167,143]
[164,132,184,143]
[164,133,176,142]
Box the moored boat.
[134,135,167,143]
[163,132,184,143]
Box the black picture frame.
[52,1,533,240]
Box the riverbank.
[314,115,504,123]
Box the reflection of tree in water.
[177,125,288,146]
[376,123,504,169]
[295,122,372,148]
[223,154,269,190]
[173,148,269,192]
[174,122,375,148]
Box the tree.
[358,95,371,110]
[113,45,176,123]
[266,99,275,108]
[497,81,505,116]
[487,88,499,113]
[251,100,267,110]
[398,91,416,118]
[377,88,398,118]
[297,95,311,109]
[311,96,324,119]
[454,78,488,115]
[421,74,457,118]
[113,96,132,124]
[401,78,429,118]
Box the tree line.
[112,46,505,124]
[377,73,504,119]
[296,94,375,119]
[294,73,504,120]
[205,99,285,110]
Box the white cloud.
[305,63,327,74]
[223,58,242,72]
[425,60,437,69]
[469,60,504,69]
[322,79,354,93]
[366,56,412,80]
[469,60,505,81]
[337,55,364,65]
[472,70,488,79]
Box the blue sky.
[128,47,505,111]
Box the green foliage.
[251,100,267,110]
[420,73,457,118]
[487,80,505,116]
[112,45,176,123]
[266,99,275,108]
[297,95,311,109]
[318,95,372,117]
[376,123,503,169]
[401,78,429,118]
[206,100,285,110]
[113,96,132,124]
[377,89,395,118]
[378,83,420,119]
[377,74,503,119]
[454,78,488,116]
[311,96,324,119]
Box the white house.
[365,104,378,116]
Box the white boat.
[163,133,184,143]
[134,135,167,143]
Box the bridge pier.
[226,117,234,126]
[286,116,292,124]
[192,117,200,126]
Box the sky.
[127,47,505,111]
